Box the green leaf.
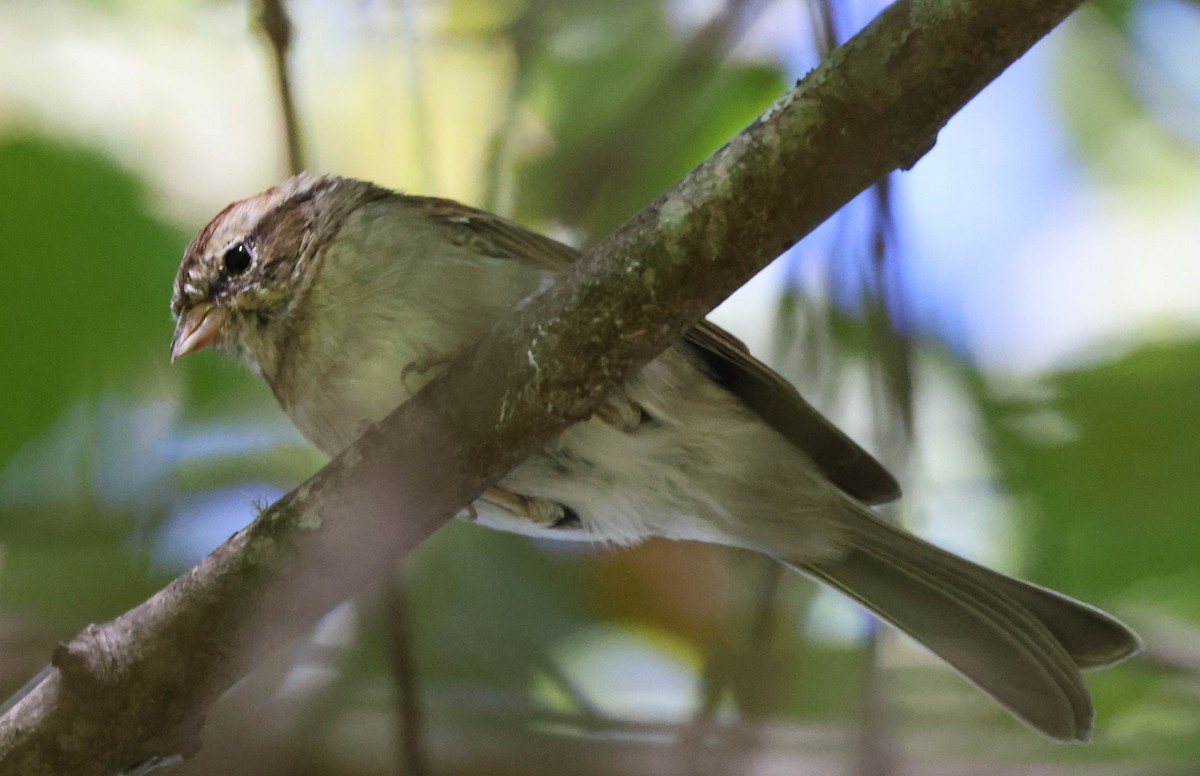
[981,341,1200,612]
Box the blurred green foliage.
[513,0,786,236]
[0,139,182,465]
[0,140,182,626]
[1092,0,1139,25]
[1055,2,1200,190]
[976,342,1200,765]
[983,342,1200,602]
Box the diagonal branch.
[0,1,1085,773]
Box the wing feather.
[415,196,900,504]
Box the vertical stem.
[480,9,536,215]
[383,573,430,776]
[803,3,908,772]
[257,0,305,176]
[680,558,784,776]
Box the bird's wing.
[682,321,899,504]
[419,197,580,270]
[417,197,900,505]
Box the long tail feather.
[783,503,1140,740]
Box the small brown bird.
[171,173,1139,740]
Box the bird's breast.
[277,315,449,456]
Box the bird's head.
[170,173,385,375]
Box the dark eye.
[222,243,252,276]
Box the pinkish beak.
[171,303,227,362]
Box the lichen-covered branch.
[0,0,1084,773]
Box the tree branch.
[0,0,1085,773]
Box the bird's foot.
[593,392,646,432]
[400,351,460,395]
[483,488,581,530]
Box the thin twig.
[257,0,305,176]
[852,626,898,776]
[806,0,839,53]
[480,11,539,214]
[802,4,909,773]
[680,558,785,776]
[538,656,608,721]
[382,574,430,776]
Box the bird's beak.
[171,303,227,362]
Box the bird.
[170,173,1139,740]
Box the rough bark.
[0,0,1085,773]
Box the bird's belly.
[485,351,848,558]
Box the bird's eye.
[222,243,252,276]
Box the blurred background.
[1,0,1198,773]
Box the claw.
[594,393,644,431]
[483,488,577,529]
[401,352,460,395]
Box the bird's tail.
[782,502,1140,741]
